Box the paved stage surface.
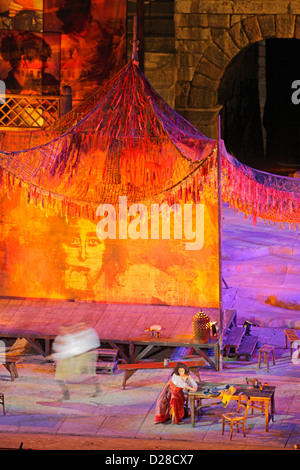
[0,325,299,452]
[0,203,299,451]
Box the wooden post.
[131,1,144,70]
[137,0,144,72]
[131,14,139,63]
[217,114,224,371]
[61,85,72,116]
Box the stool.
[258,345,275,371]
[0,393,5,415]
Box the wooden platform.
[0,297,237,371]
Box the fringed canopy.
[0,59,299,227]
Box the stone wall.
[174,0,300,137]
[127,0,176,107]
[127,1,299,139]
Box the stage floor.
[0,297,236,369]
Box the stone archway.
[175,11,300,139]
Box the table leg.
[265,398,269,431]
[258,351,262,369]
[266,353,269,371]
[214,344,219,371]
[272,350,275,365]
[129,343,135,363]
[271,395,275,422]
[191,396,195,427]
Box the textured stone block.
[257,15,276,38]
[207,14,230,28]
[213,30,241,59]
[188,85,217,107]
[196,56,223,80]
[176,26,211,40]
[229,21,250,49]
[275,14,296,38]
[175,81,191,108]
[193,72,218,91]
[203,42,230,69]
[196,0,234,14]
[174,0,193,14]
[242,16,263,43]
[294,16,300,39]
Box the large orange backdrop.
[0,187,220,308]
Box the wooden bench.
[117,359,205,389]
[284,329,300,357]
[223,327,245,357]
[0,338,33,381]
[235,336,258,360]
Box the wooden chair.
[222,393,250,440]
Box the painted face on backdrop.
[62,218,105,294]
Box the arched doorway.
[263,38,300,172]
[182,15,300,175]
[218,43,265,170]
[219,38,300,173]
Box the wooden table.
[189,382,276,431]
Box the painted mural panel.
[0,0,43,32]
[0,29,60,94]
[0,0,126,99]
[44,0,127,102]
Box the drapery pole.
[131,1,144,69]
[217,114,224,371]
[131,14,139,63]
[137,0,144,72]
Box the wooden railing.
[0,94,61,129]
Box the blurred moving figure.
[50,322,100,400]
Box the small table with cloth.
[189,382,276,431]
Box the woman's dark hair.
[56,0,92,34]
[173,362,190,375]
[0,32,52,68]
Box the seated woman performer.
[154,362,198,425]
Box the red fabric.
[154,380,185,424]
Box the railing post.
[61,85,72,116]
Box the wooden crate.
[96,348,118,374]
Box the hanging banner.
[0,29,60,94]
[44,0,127,102]
[0,0,126,100]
